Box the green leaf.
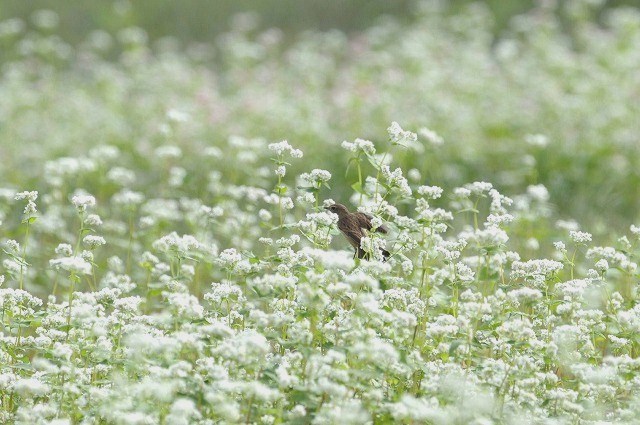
[351,181,364,194]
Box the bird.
[324,203,390,260]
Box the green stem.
[19,222,30,290]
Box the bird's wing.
[354,212,388,234]
[340,227,363,249]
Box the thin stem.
[19,221,31,290]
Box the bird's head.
[324,203,349,216]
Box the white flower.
[341,138,376,155]
[166,108,190,123]
[50,256,92,275]
[54,243,73,256]
[268,140,303,158]
[417,185,443,199]
[525,133,549,147]
[111,189,144,207]
[13,378,50,397]
[84,214,103,226]
[527,184,550,202]
[418,126,444,146]
[83,235,106,249]
[71,194,96,211]
[569,230,592,244]
[155,145,182,158]
[14,190,38,201]
[554,241,567,253]
[258,209,272,221]
[387,121,417,146]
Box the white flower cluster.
[267,140,303,158]
[341,138,376,155]
[387,121,417,146]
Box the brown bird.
[324,203,390,260]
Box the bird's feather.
[354,212,388,234]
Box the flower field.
[1,2,640,424]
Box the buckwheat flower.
[13,377,50,397]
[508,287,543,304]
[4,239,19,253]
[71,194,96,212]
[344,138,376,155]
[466,181,493,196]
[166,108,190,123]
[3,258,21,275]
[511,259,563,282]
[527,184,550,202]
[418,126,444,146]
[166,292,204,319]
[219,248,242,265]
[169,166,186,187]
[388,121,417,146]
[155,145,182,158]
[630,225,640,237]
[461,227,509,247]
[608,335,629,349]
[307,211,338,227]
[399,169,420,185]
[389,394,442,422]
[52,341,73,361]
[595,259,609,272]
[485,213,514,227]
[554,241,567,253]
[84,213,103,226]
[23,200,38,217]
[14,190,38,202]
[83,235,106,249]
[268,140,303,158]
[526,237,539,251]
[281,196,294,210]
[585,268,599,279]
[380,165,412,197]
[359,236,388,261]
[456,262,475,281]
[569,230,592,244]
[50,256,92,275]
[417,185,443,199]
[314,400,370,425]
[525,133,549,147]
[106,166,136,186]
[426,315,459,337]
[310,168,331,182]
[453,187,471,198]
[275,165,286,177]
[81,250,94,262]
[296,192,316,205]
[0,18,24,37]
[89,144,120,161]
[556,220,580,233]
[215,330,271,364]
[258,209,272,222]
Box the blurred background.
[3,0,638,54]
[2,1,531,45]
[1,0,639,243]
